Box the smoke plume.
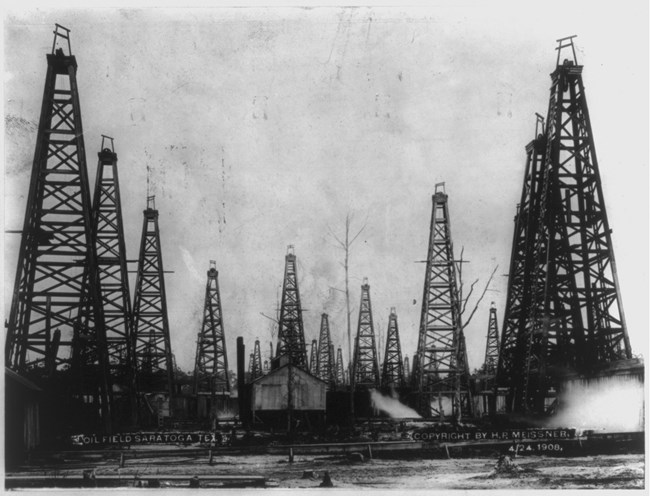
[547,375,644,432]
[370,389,422,419]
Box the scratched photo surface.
[3,3,647,492]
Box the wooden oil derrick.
[335,347,345,386]
[414,183,472,420]
[351,278,380,388]
[381,307,404,389]
[496,114,547,412]
[90,136,137,424]
[247,353,255,382]
[403,355,411,384]
[5,25,111,433]
[317,314,336,387]
[497,37,632,414]
[274,245,307,368]
[132,196,174,399]
[193,261,230,394]
[482,303,500,375]
[309,339,318,375]
[251,339,263,381]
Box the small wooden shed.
[250,364,327,429]
[6,368,42,466]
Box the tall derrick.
[309,339,318,375]
[497,37,632,414]
[247,353,255,381]
[90,136,136,421]
[274,245,307,368]
[482,303,500,375]
[496,115,547,406]
[193,261,230,394]
[132,196,174,398]
[352,278,380,388]
[414,183,472,419]
[403,355,411,384]
[317,313,336,386]
[5,25,111,431]
[335,347,345,385]
[381,307,404,388]
[250,339,263,381]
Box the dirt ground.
[10,452,645,489]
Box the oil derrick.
[414,183,472,420]
[247,353,254,382]
[352,278,380,388]
[309,339,318,375]
[5,25,111,431]
[496,114,547,410]
[274,246,307,368]
[193,261,230,394]
[250,339,263,381]
[497,37,632,414]
[482,303,500,375]
[252,339,263,380]
[403,355,410,384]
[335,347,345,385]
[132,196,174,398]
[317,314,336,386]
[90,136,137,423]
[381,308,404,389]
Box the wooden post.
[289,447,294,463]
[208,449,213,465]
[367,444,373,460]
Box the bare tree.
[327,213,367,376]
[455,246,498,329]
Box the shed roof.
[5,367,43,393]
[251,363,327,386]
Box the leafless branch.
[461,265,499,329]
[349,214,369,246]
[259,312,278,324]
[460,278,479,315]
[327,224,345,248]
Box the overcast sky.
[3,3,648,374]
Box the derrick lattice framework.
[5,26,111,427]
[482,304,500,375]
[91,138,135,394]
[193,261,230,394]
[335,347,345,386]
[250,339,263,381]
[381,308,404,388]
[496,37,632,415]
[352,279,380,388]
[309,339,318,375]
[317,313,336,386]
[275,246,307,368]
[414,183,472,419]
[132,196,174,396]
[496,114,547,406]
[403,355,410,384]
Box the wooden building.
[5,368,42,467]
[250,364,327,430]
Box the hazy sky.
[3,3,648,374]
